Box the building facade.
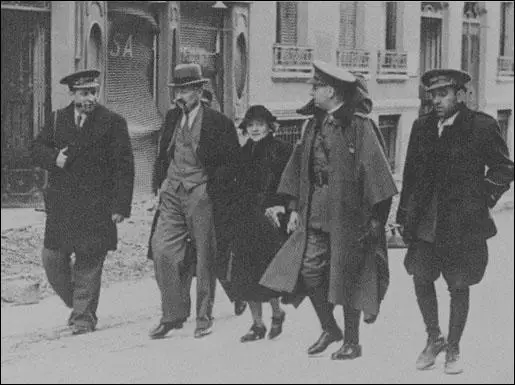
[1,1,513,206]
[248,1,514,178]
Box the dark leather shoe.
[444,345,464,375]
[194,318,213,339]
[71,324,95,335]
[331,343,362,360]
[240,323,267,343]
[234,300,247,316]
[268,311,286,340]
[307,329,343,355]
[149,321,184,340]
[416,334,447,370]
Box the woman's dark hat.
[169,63,209,88]
[239,105,277,130]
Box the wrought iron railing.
[336,49,371,74]
[179,47,219,76]
[377,50,408,75]
[272,44,314,74]
[497,56,514,77]
[274,120,305,145]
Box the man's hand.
[56,147,68,169]
[397,223,413,245]
[265,206,286,228]
[111,213,125,224]
[287,211,300,234]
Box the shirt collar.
[438,111,460,129]
[182,102,202,125]
[74,108,86,126]
[328,102,345,115]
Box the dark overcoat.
[228,135,293,301]
[147,105,241,274]
[32,103,135,256]
[260,105,398,321]
[397,105,514,283]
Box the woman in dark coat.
[229,105,293,342]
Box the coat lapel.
[74,105,110,149]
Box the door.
[1,9,49,205]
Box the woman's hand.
[287,211,300,234]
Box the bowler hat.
[169,63,209,88]
[60,69,100,90]
[239,105,277,131]
[422,68,471,91]
[307,60,356,89]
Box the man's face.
[174,86,202,112]
[430,86,460,119]
[71,87,99,114]
[309,83,336,111]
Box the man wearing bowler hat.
[264,60,397,360]
[31,69,135,335]
[149,63,241,339]
[396,69,513,374]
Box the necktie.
[76,113,85,129]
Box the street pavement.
[1,209,513,384]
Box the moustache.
[74,102,96,110]
[173,98,186,109]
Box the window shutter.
[385,2,397,50]
[339,2,357,49]
[277,1,298,45]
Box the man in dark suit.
[149,63,241,339]
[32,69,135,335]
[397,69,514,374]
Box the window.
[379,115,400,171]
[276,1,298,45]
[339,2,357,50]
[385,2,398,50]
[500,2,514,58]
[497,109,512,151]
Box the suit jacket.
[32,103,135,255]
[397,105,514,247]
[152,105,240,201]
[148,105,241,265]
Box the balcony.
[336,49,371,75]
[272,44,314,81]
[497,56,514,79]
[377,50,408,75]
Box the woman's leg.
[270,298,284,318]
[248,301,265,326]
[241,301,267,342]
[268,298,286,340]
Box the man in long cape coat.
[261,61,398,360]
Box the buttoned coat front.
[32,103,135,256]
